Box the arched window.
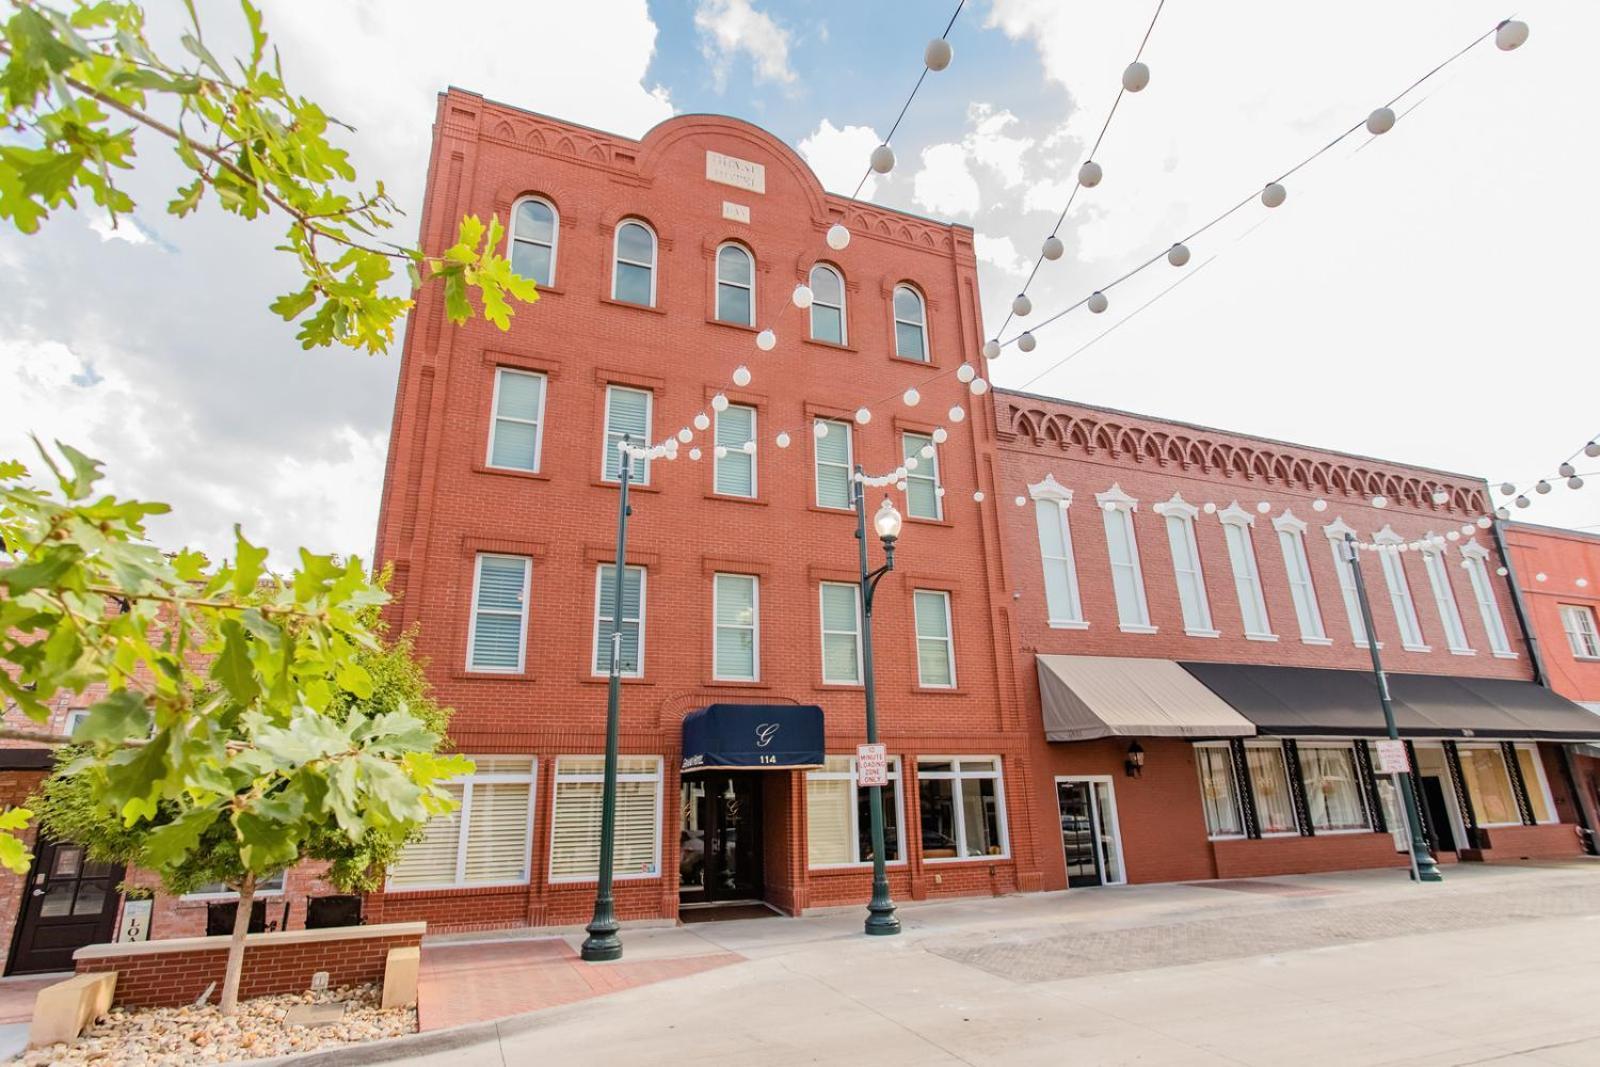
[612,219,657,306]
[509,197,557,286]
[715,243,754,325]
[893,284,927,362]
[809,264,845,344]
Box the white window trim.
[1098,484,1154,633]
[902,431,943,520]
[712,572,760,682]
[62,707,90,738]
[916,756,1010,862]
[611,218,657,306]
[714,403,758,498]
[806,756,908,869]
[1273,510,1328,644]
[466,553,530,674]
[1514,742,1559,824]
[809,263,847,344]
[1220,503,1275,640]
[384,758,537,892]
[1153,493,1217,637]
[813,418,854,510]
[1243,740,1302,837]
[892,283,928,361]
[1324,519,1380,649]
[485,367,548,473]
[1374,526,1429,651]
[913,589,957,689]
[602,385,653,486]
[1560,604,1600,661]
[1053,774,1129,887]
[591,564,646,679]
[1420,540,1474,655]
[509,195,558,287]
[1461,540,1515,658]
[1295,741,1372,833]
[181,871,289,902]
[1194,741,1246,841]
[714,241,754,326]
[819,581,864,686]
[548,756,664,884]
[1030,475,1086,628]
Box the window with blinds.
[487,368,546,472]
[813,419,853,509]
[1561,605,1600,660]
[387,757,536,890]
[902,432,941,519]
[819,582,862,684]
[549,756,662,882]
[805,755,903,867]
[914,589,955,688]
[603,385,652,484]
[593,564,645,677]
[715,404,757,497]
[468,555,529,673]
[713,573,759,681]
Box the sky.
[2,0,1596,564]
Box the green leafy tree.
[1,444,470,1015]
[0,0,537,353]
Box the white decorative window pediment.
[1152,492,1199,521]
[1028,473,1073,504]
[1322,517,1357,541]
[1272,509,1308,535]
[1218,501,1254,527]
[1096,483,1138,512]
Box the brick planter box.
[73,922,425,1008]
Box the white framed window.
[819,581,863,685]
[715,403,757,497]
[1153,494,1215,635]
[467,554,530,673]
[592,564,645,677]
[813,418,853,510]
[1421,544,1472,654]
[1562,604,1600,660]
[1194,743,1243,839]
[1273,512,1327,643]
[1461,542,1513,656]
[809,263,846,344]
[1324,520,1371,647]
[713,573,759,681]
[1098,485,1153,632]
[549,756,663,882]
[1455,744,1525,827]
[715,242,754,325]
[1296,743,1369,832]
[913,589,956,688]
[1030,475,1084,627]
[1220,504,1273,639]
[916,757,1009,861]
[1514,743,1558,824]
[184,870,288,900]
[388,756,537,890]
[1374,527,1427,650]
[602,385,652,485]
[902,432,941,520]
[486,367,546,473]
[62,708,90,738]
[1246,741,1299,835]
[611,219,656,306]
[892,284,927,362]
[806,755,905,867]
[509,196,557,286]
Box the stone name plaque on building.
[706,150,765,193]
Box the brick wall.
[0,768,45,970]
[1476,822,1586,861]
[1212,833,1409,879]
[74,925,423,1008]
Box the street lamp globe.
[874,498,903,544]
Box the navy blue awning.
[681,704,825,772]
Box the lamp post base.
[865,896,901,936]
[580,914,622,961]
[1412,850,1443,883]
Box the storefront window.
[805,756,902,867]
[1514,745,1555,823]
[1195,744,1243,838]
[1297,744,1368,832]
[1246,743,1298,834]
[917,758,1008,860]
[549,756,662,881]
[1457,745,1521,827]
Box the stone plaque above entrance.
[706,150,765,194]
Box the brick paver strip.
[927,879,1600,983]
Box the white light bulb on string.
[969,377,989,396]
[1496,507,1511,519]
[1587,440,1600,458]
[732,365,752,387]
[973,490,985,503]
[1087,291,1108,314]
[1256,501,1271,514]
[1014,496,1027,507]
[949,405,966,424]
[813,421,829,440]
[870,144,896,174]
[903,387,920,407]
[1167,243,1190,267]
[896,481,908,492]
[1447,531,1460,542]
[1571,476,1586,490]
[1312,499,1328,512]
[1499,482,1516,495]
[924,37,953,71]
[919,444,934,459]
[1078,160,1103,188]
[689,447,702,461]
[1203,502,1217,514]
[1122,61,1150,92]
[895,466,907,480]
[1536,479,1552,494]
[1560,462,1576,478]
[1515,495,1530,508]
[956,364,976,383]
[1460,524,1475,536]
[1018,332,1037,353]
[1261,182,1287,208]
[742,441,756,455]
[714,445,727,459]
[694,412,711,431]
[936,487,946,499]
[677,427,693,443]
[1496,566,1509,577]
[1041,235,1064,261]
[826,223,851,250]
[775,432,791,449]
[1102,501,1117,513]
[1372,495,1388,508]
[755,329,777,352]
[711,393,729,413]
[1495,19,1529,51]
[791,284,813,309]
[982,339,1001,360]
[932,427,948,444]
[1432,490,1450,505]
[1366,107,1396,136]
[1477,516,1492,529]
[855,407,871,425]
[1536,572,1548,582]
[904,456,919,471]
[1012,293,1032,317]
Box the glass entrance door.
[1055,779,1125,888]
[680,773,764,904]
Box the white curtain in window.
[1298,746,1367,831]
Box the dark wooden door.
[1420,777,1458,854]
[679,774,764,905]
[8,840,123,975]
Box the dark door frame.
[679,771,765,905]
[6,837,124,976]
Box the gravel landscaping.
[13,983,415,1066]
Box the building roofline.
[1504,520,1600,544]
[440,88,973,235]
[993,386,1489,486]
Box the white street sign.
[1375,738,1410,774]
[857,743,888,787]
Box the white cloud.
[913,142,981,217]
[965,104,1035,186]
[798,119,881,197]
[88,212,149,245]
[975,233,1028,276]
[694,0,796,91]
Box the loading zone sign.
[856,744,888,788]
[1374,739,1410,774]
